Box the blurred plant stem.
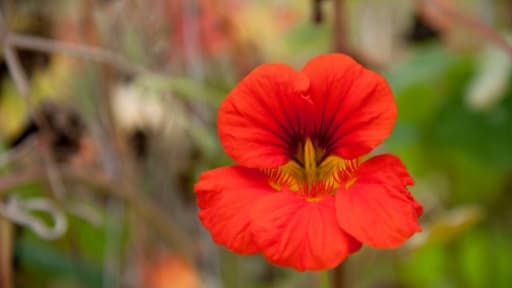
[331,263,344,288]
[319,270,330,288]
[1,4,195,278]
[1,7,70,202]
[220,250,242,288]
[7,32,145,75]
[421,0,512,56]
[0,6,149,77]
[333,0,347,53]
[0,214,13,288]
[0,167,193,261]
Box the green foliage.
[15,238,106,288]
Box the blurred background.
[0,0,511,287]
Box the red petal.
[251,191,361,271]
[335,154,422,248]
[301,54,397,159]
[194,166,274,254]
[218,63,312,168]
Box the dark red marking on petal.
[301,54,397,159]
[218,64,313,168]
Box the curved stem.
[0,168,193,261]
[422,0,512,56]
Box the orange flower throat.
[265,138,359,201]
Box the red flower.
[194,54,423,271]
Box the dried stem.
[0,9,69,202]
[0,168,193,261]
[0,169,43,194]
[1,5,192,272]
[0,15,14,278]
[2,44,30,97]
[7,33,146,75]
[331,263,345,288]
[0,11,30,105]
[0,217,12,288]
[422,0,512,56]
[0,40,18,281]
[0,139,35,167]
[333,0,347,53]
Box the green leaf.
[15,238,108,287]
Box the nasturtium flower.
[194,54,423,271]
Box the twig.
[331,263,345,288]
[76,169,194,262]
[1,6,145,77]
[7,33,146,75]
[421,0,512,56]
[0,168,44,196]
[0,11,31,106]
[0,16,14,277]
[0,197,68,240]
[312,0,326,24]
[2,44,30,97]
[41,153,68,199]
[333,0,347,53]
[0,168,193,261]
[1,8,71,200]
[0,217,12,288]
[0,2,192,263]
[0,138,35,167]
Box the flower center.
[264,138,359,200]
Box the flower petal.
[194,166,274,254]
[218,63,312,169]
[251,191,361,271]
[335,154,422,248]
[301,54,397,159]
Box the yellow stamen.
[264,138,359,199]
[303,138,318,191]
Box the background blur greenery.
[1,0,512,287]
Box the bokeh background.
[1,0,511,287]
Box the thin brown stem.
[0,11,30,105]
[333,0,347,53]
[422,0,512,56]
[0,168,193,261]
[0,9,70,203]
[331,263,345,288]
[0,22,14,278]
[0,1,194,268]
[0,169,43,194]
[0,217,12,288]
[2,44,30,98]
[7,33,146,75]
